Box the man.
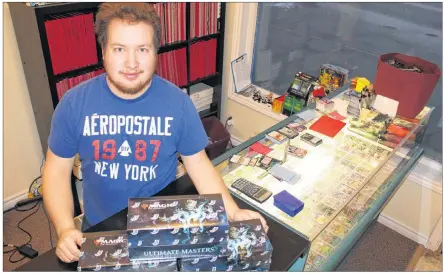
[42,3,268,263]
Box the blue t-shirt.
[48,74,209,226]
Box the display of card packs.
[180,219,273,272]
[78,231,177,272]
[127,194,229,260]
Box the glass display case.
[212,89,434,271]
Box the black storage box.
[202,116,231,160]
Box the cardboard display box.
[127,194,229,260]
[78,231,177,272]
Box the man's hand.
[56,228,83,263]
[231,209,269,232]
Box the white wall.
[4,3,44,201]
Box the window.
[251,2,443,161]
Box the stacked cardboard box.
[78,194,273,272]
[343,90,362,118]
[180,220,273,271]
[127,195,228,260]
[189,83,214,112]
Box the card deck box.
[179,219,273,272]
[273,190,304,217]
[77,231,177,272]
[127,194,229,260]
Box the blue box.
[273,190,304,217]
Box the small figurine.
[262,92,273,105]
[252,90,262,102]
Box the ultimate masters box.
[127,194,229,260]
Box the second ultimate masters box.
[78,231,177,272]
[127,194,229,260]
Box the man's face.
[103,19,157,96]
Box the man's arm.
[42,148,82,262]
[42,148,76,234]
[181,150,268,231]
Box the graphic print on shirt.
[82,114,174,182]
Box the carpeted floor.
[3,203,418,272]
[336,222,418,271]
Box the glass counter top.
[215,91,433,242]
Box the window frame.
[225,3,287,121]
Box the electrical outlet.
[226,116,234,127]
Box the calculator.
[231,178,273,203]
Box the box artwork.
[77,231,177,272]
[180,219,273,272]
[179,255,272,272]
[127,194,229,260]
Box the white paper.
[231,54,252,93]
[373,95,399,118]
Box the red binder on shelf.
[45,13,98,75]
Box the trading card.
[311,240,334,258]
[249,158,258,166]
[337,183,355,196]
[287,145,308,158]
[286,122,303,131]
[350,172,367,184]
[330,190,349,201]
[306,251,325,269]
[314,212,328,225]
[310,191,325,203]
[321,196,343,210]
[360,185,377,197]
[261,156,272,166]
[300,133,323,146]
[286,122,298,130]
[347,193,370,211]
[327,221,349,238]
[230,154,241,164]
[266,131,287,144]
[343,176,362,190]
[355,166,372,178]
[336,206,359,228]
[316,203,335,217]
[319,231,342,248]
[240,157,251,166]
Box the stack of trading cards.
[265,131,288,144]
[286,145,308,158]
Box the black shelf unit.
[9,2,226,154]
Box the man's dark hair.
[95,3,161,52]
